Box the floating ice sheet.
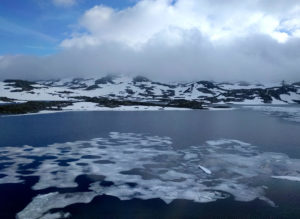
[0,132,300,219]
[244,105,300,123]
[272,176,300,182]
[198,165,212,174]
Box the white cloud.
[61,0,300,48]
[53,0,76,7]
[1,0,300,82]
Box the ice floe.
[16,192,92,219]
[198,165,212,174]
[244,105,300,123]
[272,176,300,182]
[0,133,300,218]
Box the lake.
[1,106,300,218]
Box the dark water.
[0,108,300,218]
[1,109,300,157]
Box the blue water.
[1,109,300,157]
[0,108,300,218]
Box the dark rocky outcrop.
[166,99,203,109]
[73,96,203,109]
[197,81,219,89]
[0,97,15,102]
[95,75,116,85]
[0,101,72,115]
[133,76,150,83]
[4,80,36,91]
[86,85,99,90]
[220,85,297,103]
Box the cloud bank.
[1,0,300,82]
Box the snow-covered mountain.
[0,75,299,114]
[1,75,300,103]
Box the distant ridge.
[1,75,300,104]
[0,75,299,114]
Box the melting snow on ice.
[0,132,300,218]
[244,105,300,123]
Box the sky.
[0,0,300,82]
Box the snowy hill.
[0,75,299,114]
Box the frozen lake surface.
[0,106,300,218]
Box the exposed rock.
[166,99,203,109]
[4,79,36,91]
[133,76,150,83]
[95,75,116,84]
[0,101,72,115]
[0,97,15,102]
[86,85,99,90]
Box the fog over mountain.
[1,0,300,82]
